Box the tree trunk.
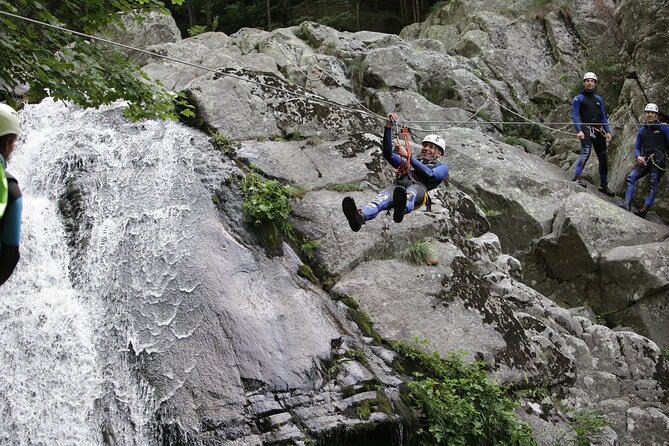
[187,0,196,27]
[356,0,361,31]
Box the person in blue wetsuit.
[619,103,669,218]
[0,103,23,286]
[571,72,615,196]
[342,114,449,232]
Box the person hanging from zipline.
[342,113,449,232]
[619,103,669,218]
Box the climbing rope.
[395,126,412,175]
[646,153,666,171]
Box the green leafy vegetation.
[661,347,669,361]
[300,239,321,260]
[551,408,610,446]
[570,410,609,446]
[320,41,339,56]
[298,264,319,284]
[187,24,208,37]
[287,129,304,141]
[166,0,445,35]
[337,295,360,310]
[210,131,240,156]
[504,135,527,148]
[323,181,366,193]
[399,240,438,266]
[356,402,372,420]
[346,58,368,87]
[421,79,459,107]
[239,172,292,229]
[393,339,538,446]
[306,135,324,146]
[477,203,502,218]
[0,0,192,121]
[288,184,308,199]
[348,308,381,343]
[344,349,366,361]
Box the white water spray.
[0,150,101,443]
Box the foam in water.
[0,197,102,445]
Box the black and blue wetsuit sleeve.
[409,157,449,184]
[383,127,402,168]
[572,94,583,132]
[598,96,611,133]
[634,128,643,158]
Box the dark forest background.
[166,0,447,36]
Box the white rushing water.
[0,109,102,444]
[0,99,220,445]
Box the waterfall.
[0,99,228,445]
[0,109,102,443]
[0,98,343,445]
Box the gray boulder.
[185,69,377,141]
[600,241,669,345]
[537,193,669,281]
[444,126,574,253]
[98,10,181,61]
[140,32,248,90]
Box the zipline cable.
[0,9,384,121]
[0,9,647,136]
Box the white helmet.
[422,134,445,154]
[0,103,21,137]
[583,72,597,81]
[645,103,659,113]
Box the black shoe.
[342,197,363,232]
[598,185,615,197]
[392,186,407,223]
[634,206,648,218]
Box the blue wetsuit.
[361,127,449,221]
[622,122,669,210]
[572,91,611,184]
[0,156,22,286]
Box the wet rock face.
[14,2,669,444]
[128,10,669,435]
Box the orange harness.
[395,126,412,176]
[391,119,432,212]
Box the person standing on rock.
[571,72,615,197]
[341,114,449,232]
[619,103,669,218]
[0,103,23,286]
